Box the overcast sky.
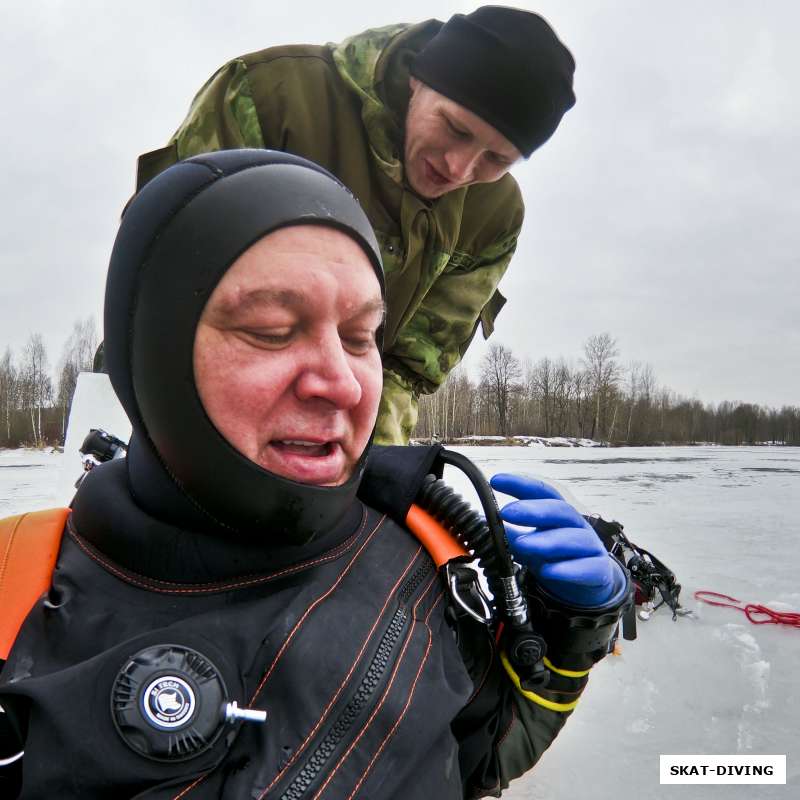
[2,1,798,408]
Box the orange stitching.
[423,589,445,624]
[257,545,425,798]
[409,570,440,621]
[249,515,386,704]
[311,617,418,800]
[171,774,205,800]
[67,511,366,594]
[340,590,444,800]
[311,572,438,800]
[345,628,435,800]
[167,515,385,800]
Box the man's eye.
[487,152,511,167]
[244,329,293,347]
[344,335,376,354]
[446,120,469,139]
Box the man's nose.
[443,145,481,182]
[294,334,362,408]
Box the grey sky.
[2,1,798,408]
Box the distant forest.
[1,323,799,448]
[0,318,97,448]
[416,334,800,446]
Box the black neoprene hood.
[103,149,384,542]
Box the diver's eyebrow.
[347,298,386,321]
[213,287,309,318]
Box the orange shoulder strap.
[0,508,69,660]
[405,504,469,569]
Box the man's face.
[193,225,384,487]
[403,77,523,199]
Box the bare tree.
[56,317,99,439]
[625,361,641,443]
[415,333,800,446]
[57,359,81,438]
[552,359,574,436]
[480,343,521,436]
[582,333,620,440]
[20,334,52,446]
[0,348,17,444]
[529,357,554,436]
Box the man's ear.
[409,76,421,95]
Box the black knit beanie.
[410,6,576,157]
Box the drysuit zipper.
[276,560,431,800]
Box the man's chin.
[408,175,449,200]
[406,164,442,199]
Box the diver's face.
[193,226,384,487]
[403,78,522,199]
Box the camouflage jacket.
[137,21,524,445]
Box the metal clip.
[445,563,493,624]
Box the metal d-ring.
[0,749,23,767]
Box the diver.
[0,150,629,798]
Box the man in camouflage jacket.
[137,8,576,443]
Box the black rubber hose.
[437,450,517,581]
[417,474,503,606]
[416,450,533,628]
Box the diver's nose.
[294,333,362,409]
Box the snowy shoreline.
[412,435,792,448]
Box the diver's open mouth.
[262,439,347,485]
[271,440,334,457]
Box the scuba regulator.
[360,444,633,690]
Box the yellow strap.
[500,651,580,713]
[543,656,591,679]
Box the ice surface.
[443,446,800,799]
[1,444,797,797]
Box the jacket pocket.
[479,289,507,339]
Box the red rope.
[693,591,800,628]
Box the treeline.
[0,318,97,448]
[2,325,798,449]
[416,333,800,446]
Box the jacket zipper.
[277,560,432,800]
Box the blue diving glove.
[490,473,627,608]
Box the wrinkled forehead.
[200,224,385,323]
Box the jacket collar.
[70,458,365,584]
[330,20,442,187]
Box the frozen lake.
[1,445,798,797]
